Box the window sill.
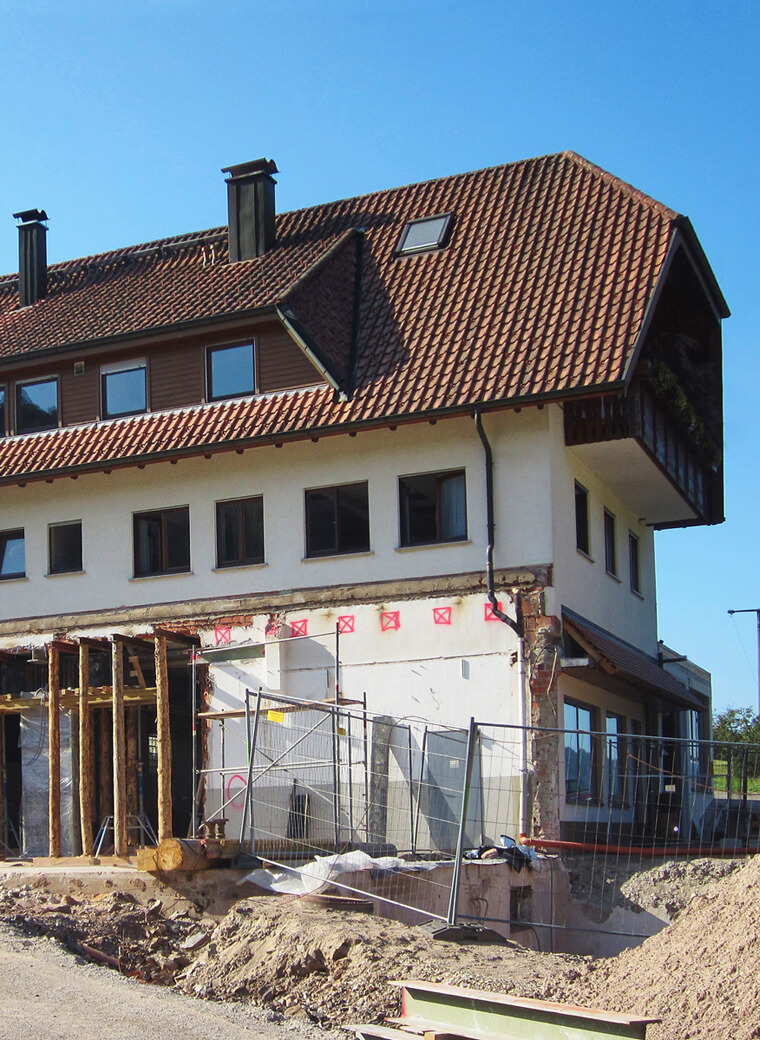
[129,570,194,582]
[576,548,594,563]
[605,570,621,583]
[396,539,471,553]
[302,550,374,563]
[45,570,85,578]
[212,562,268,573]
[630,587,645,600]
[0,574,28,582]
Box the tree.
[712,707,760,783]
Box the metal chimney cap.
[13,208,48,224]
[221,159,278,180]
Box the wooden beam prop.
[155,837,209,872]
[0,716,5,855]
[98,708,113,829]
[111,640,128,856]
[154,633,172,842]
[47,643,61,858]
[78,643,93,857]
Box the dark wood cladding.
[258,323,325,392]
[0,318,326,435]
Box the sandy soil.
[2,856,759,1039]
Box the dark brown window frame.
[133,506,191,578]
[206,341,257,402]
[305,481,370,558]
[216,495,265,568]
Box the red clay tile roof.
[0,151,711,484]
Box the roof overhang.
[561,609,706,712]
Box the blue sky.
[0,0,757,713]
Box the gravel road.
[0,921,314,1040]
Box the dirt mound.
[620,857,744,918]
[543,856,760,1040]
[177,895,580,1026]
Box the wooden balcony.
[564,383,721,525]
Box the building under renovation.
[0,152,726,866]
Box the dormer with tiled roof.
[0,152,727,528]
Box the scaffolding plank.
[389,980,657,1040]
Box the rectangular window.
[49,521,83,574]
[564,700,596,801]
[629,532,641,594]
[133,507,190,577]
[0,529,25,579]
[0,386,5,436]
[575,482,589,555]
[16,377,58,434]
[604,509,617,576]
[216,496,264,567]
[207,342,255,401]
[305,482,369,558]
[101,361,147,418]
[399,470,467,546]
[606,713,626,806]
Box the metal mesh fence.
[204,700,760,942]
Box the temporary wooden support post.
[154,632,172,841]
[47,642,61,858]
[126,709,139,819]
[78,642,94,857]
[111,639,128,856]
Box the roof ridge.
[563,151,680,222]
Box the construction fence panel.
[239,696,476,921]
[458,724,760,947]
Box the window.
[0,386,5,435]
[397,213,452,255]
[49,521,83,574]
[101,360,147,418]
[0,529,25,579]
[216,496,264,567]
[207,343,255,401]
[16,377,58,434]
[629,532,641,594]
[606,713,626,806]
[575,482,589,555]
[564,700,596,801]
[305,482,369,558]
[604,509,617,576]
[399,470,467,546]
[133,507,190,577]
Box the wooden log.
[111,640,127,856]
[48,643,61,858]
[154,633,172,842]
[78,643,93,856]
[155,837,209,872]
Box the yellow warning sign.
[267,710,285,723]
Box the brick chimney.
[222,159,278,261]
[13,208,48,307]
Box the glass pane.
[575,483,589,554]
[103,367,146,418]
[400,474,437,545]
[0,387,5,435]
[0,531,24,577]
[306,490,337,555]
[209,344,254,399]
[440,473,466,540]
[134,513,163,576]
[49,522,82,573]
[399,215,449,253]
[337,483,370,553]
[217,501,242,566]
[17,379,58,434]
[243,497,264,562]
[165,509,190,571]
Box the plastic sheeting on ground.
[242,849,454,895]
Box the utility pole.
[728,608,760,716]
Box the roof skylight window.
[397,213,452,255]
